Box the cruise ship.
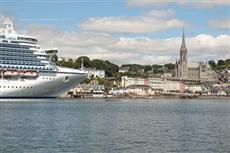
[0,17,86,98]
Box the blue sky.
[3,0,229,36]
[2,0,230,64]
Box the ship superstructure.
[0,17,86,97]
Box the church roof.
[180,30,187,51]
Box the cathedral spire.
[180,30,187,51]
[179,30,187,64]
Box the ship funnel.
[0,16,16,34]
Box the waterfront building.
[163,80,181,92]
[121,76,163,91]
[187,85,202,93]
[125,85,155,96]
[72,84,105,96]
[109,88,125,95]
[175,31,217,82]
[121,76,206,93]
[163,81,203,93]
[110,85,154,97]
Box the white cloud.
[127,0,230,8]
[80,9,188,33]
[23,25,230,65]
[209,19,230,30]
[127,0,173,7]
[185,1,230,8]
[143,9,176,18]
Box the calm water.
[0,99,230,153]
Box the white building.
[161,73,173,78]
[121,76,163,90]
[187,85,202,92]
[163,80,181,92]
[109,85,155,96]
[121,76,205,93]
[109,88,125,95]
[74,84,105,94]
[119,66,129,73]
[126,85,155,96]
[84,68,105,78]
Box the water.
[0,99,230,153]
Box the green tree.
[208,60,216,69]
[73,59,81,69]
[144,65,152,73]
[164,63,175,71]
[216,59,226,71]
[217,59,225,66]
[91,59,119,77]
[91,59,106,70]
[225,59,230,66]
[83,78,91,84]
[76,56,91,68]
[67,58,74,67]
[98,78,106,85]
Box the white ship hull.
[0,18,86,98]
[0,68,86,98]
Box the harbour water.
[0,99,230,153]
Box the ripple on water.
[0,99,230,153]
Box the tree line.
[208,59,230,71]
[52,55,119,77]
[52,55,229,78]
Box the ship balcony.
[0,64,53,71]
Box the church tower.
[179,30,188,78]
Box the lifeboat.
[22,70,38,77]
[3,70,19,77]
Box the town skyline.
[1,0,230,64]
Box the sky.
[1,0,230,65]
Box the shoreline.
[1,95,229,101]
[61,95,230,100]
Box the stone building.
[175,31,216,82]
